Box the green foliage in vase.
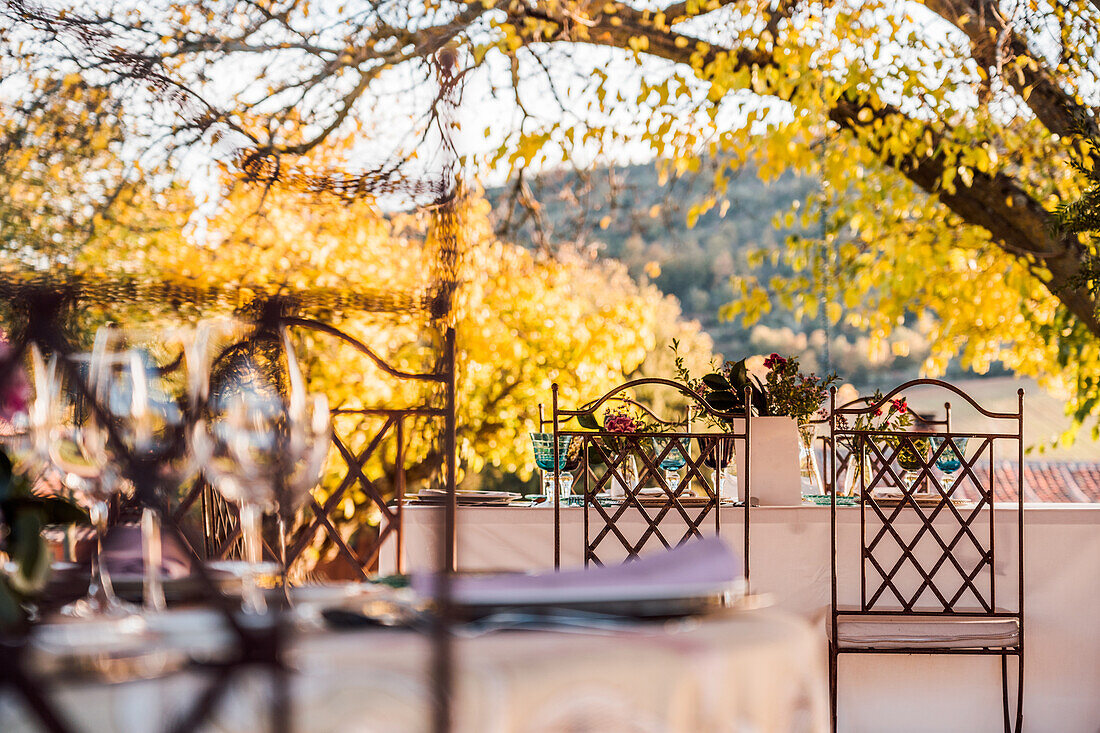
[760,353,839,424]
[0,449,89,632]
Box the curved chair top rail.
[551,377,750,424]
[540,396,681,430]
[831,379,1023,421]
[810,393,949,426]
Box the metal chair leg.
[1015,653,1024,733]
[828,643,838,733]
[1001,652,1024,733]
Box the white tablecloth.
[383,504,1100,732]
[1,609,827,733]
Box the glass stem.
[278,514,290,607]
[240,502,267,615]
[665,470,680,494]
[89,499,119,606]
[142,507,166,612]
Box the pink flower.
[0,337,30,423]
[890,398,908,413]
[763,353,786,369]
[604,410,640,433]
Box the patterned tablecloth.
[1,608,827,733]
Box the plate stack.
[404,489,521,506]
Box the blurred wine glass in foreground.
[191,322,329,614]
[91,325,199,612]
[49,350,137,618]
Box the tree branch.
[924,0,1100,140]
[520,0,1100,337]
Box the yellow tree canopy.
[7,0,1093,432]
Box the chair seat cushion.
[829,614,1020,650]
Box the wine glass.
[192,322,330,613]
[651,437,687,493]
[47,351,137,618]
[897,436,930,493]
[530,432,573,499]
[699,436,737,503]
[930,436,969,493]
[90,325,199,611]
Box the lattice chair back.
[549,378,752,577]
[828,380,1024,615]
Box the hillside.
[489,164,1098,459]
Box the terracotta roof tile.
[988,461,1100,502]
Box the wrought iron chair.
[827,380,1024,732]
[548,378,752,581]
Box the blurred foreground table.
[0,607,826,733]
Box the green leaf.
[705,390,739,411]
[750,377,772,415]
[577,413,600,430]
[7,512,49,595]
[36,497,90,525]
[702,373,731,390]
[3,497,89,525]
[0,450,13,501]
[0,581,24,631]
[726,359,750,388]
[586,445,607,466]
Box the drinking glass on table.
[530,432,573,499]
[48,351,137,618]
[90,325,200,611]
[191,322,330,613]
[897,437,930,493]
[650,437,687,493]
[930,436,969,493]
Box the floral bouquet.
[761,353,839,425]
[0,339,88,630]
[672,341,837,427]
[835,391,918,495]
[575,404,653,496]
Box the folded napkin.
[101,524,193,579]
[413,536,743,605]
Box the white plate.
[33,616,150,657]
[289,583,374,607]
[207,560,282,578]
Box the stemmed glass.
[191,322,330,614]
[897,437,930,493]
[651,437,687,494]
[701,437,737,503]
[90,326,199,611]
[47,349,140,617]
[930,436,969,493]
[530,432,573,499]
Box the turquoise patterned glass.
[530,432,574,498]
[930,436,969,491]
[651,437,687,493]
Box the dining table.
[0,594,828,733]
[380,501,1100,732]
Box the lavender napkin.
[101,525,192,579]
[413,536,743,605]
